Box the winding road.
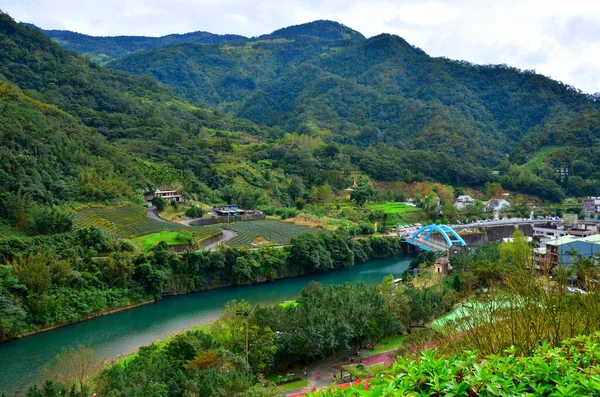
[146,207,237,250]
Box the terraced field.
[226,231,259,247]
[227,220,316,246]
[72,204,221,240]
[73,205,316,248]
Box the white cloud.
[1,0,599,93]
[394,1,460,26]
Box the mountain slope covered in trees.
[100,21,600,172]
[3,13,600,206]
[35,26,248,64]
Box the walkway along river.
[0,255,412,394]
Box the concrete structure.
[543,234,600,269]
[484,198,510,212]
[212,205,262,217]
[145,189,183,203]
[555,165,570,177]
[397,224,422,236]
[454,195,475,209]
[533,222,598,247]
[583,198,600,214]
[533,247,546,269]
[433,257,451,276]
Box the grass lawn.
[134,231,193,252]
[367,202,426,225]
[367,202,418,214]
[370,334,404,355]
[281,380,308,390]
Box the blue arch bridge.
[403,224,468,252]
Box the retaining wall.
[188,214,266,226]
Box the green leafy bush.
[312,333,600,396]
[185,206,204,218]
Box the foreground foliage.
[311,333,600,396]
[0,230,405,341]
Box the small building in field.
[433,257,451,276]
[211,205,263,217]
[145,189,183,203]
[212,205,241,217]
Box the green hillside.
[13,15,600,201]
[100,22,599,166]
[37,26,247,64]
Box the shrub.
[25,206,73,235]
[151,196,167,211]
[185,206,204,218]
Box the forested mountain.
[100,21,600,171]
[3,12,600,206]
[34,25,247,63]
[0,12,280,209]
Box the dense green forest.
[102,21,600,168]
[34,26,247,64]
[0,220,403,341]
[32,18,600,200]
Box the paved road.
[147,206,168,222]
[449,218,563,229]
[200,229,237,251]
[146,207,237,250]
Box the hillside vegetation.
[311,333,600,396]
[41,19,600,200]
[103,21,599,168]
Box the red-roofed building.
[145,189,183,203]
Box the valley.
[1,8,600,397]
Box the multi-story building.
[144,189,183,203]
[534,222,598,247]
[582,197,600,215]
[544,234,600,269]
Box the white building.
[484,198,510,212]
[454,195,475,209]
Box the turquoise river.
[0,255,412,393]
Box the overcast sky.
[3,0,600,94]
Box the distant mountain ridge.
[4,14,600,203]
[92,21,599,168]
[33,25,248,63]
[32,20,363,64]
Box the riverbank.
[15,299,156,341]
[0,255,413,393]
[4,235,407,344]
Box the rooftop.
[544,234,600,247]
[578,234,600,244]
[545,235,579,247]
